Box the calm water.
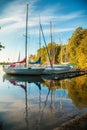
[0,66,87,130]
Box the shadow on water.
[0,122,3,130]
[1,73,87,130]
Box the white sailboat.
[3,4,44,75]
[41,22,71,75]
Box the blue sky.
[0,0,87,62]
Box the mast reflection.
[2,74,87,130]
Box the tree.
[0,42,5,51]
[67,27,87,68]
[28,27,87,68]
[76,29,87,68]
[0,27,5,51]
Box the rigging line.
[39,81,53,122]
[39,15,41,52]
[50,21,53,44]
[59,33,63,64]
[39,88,50,122]
[25,4,28,67]
[40,23,53,68]
[50,21,55,63]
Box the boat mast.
[50,21,52,45]
[59,33,63,64]
[50,22,56,64]
[50,21,53,64]
[39,15,41,63]
[25,4,28,67]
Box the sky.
[0,0,87,62]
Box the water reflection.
[67,75,87,109]
[0,73,87,130]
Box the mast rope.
[40,23,53,68]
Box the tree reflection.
[43,75,87,109]
[2,74,87,130]
[67,75,87,109]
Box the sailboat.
[3,4,44,75]
[41,22,71,75]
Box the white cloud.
[57,11,84,21]
[0,0,84,35]
[55,27,75,32]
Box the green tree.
[67,27,87,68]
[76,29,87,68]
[0,42,5,51]
[28,27,87,68]
[0,27,5,51]
[67,27,83,64]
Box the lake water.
[0,66,87,130]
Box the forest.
[28,27,87,69]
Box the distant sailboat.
[3,4,44,75]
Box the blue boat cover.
[29,57,41,64]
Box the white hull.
[43,65,71,75]
[3,66,44,75]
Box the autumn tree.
[28,27,87,68]
[76,29,87,68]
[67,27,87,68]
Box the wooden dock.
[44,69,87,80]
[54,68,87,75]
[53,68,87,79]
[42,69,87,80]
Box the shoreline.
[53,112,87,130]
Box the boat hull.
[43,66,71,75]
[3,67,44,75]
